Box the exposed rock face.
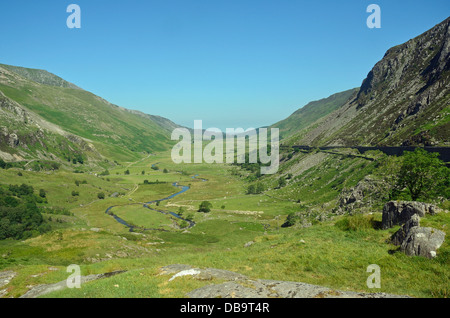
[400,227,446,259]
[19,270,126,298]
[335,176,386,214]
[296,17,450,147]
[390,214,421,246]
[0,271,16,298]
[382,201,438,229]
[159,265,410,298]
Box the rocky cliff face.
[296,17,450,147]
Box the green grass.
[0,149,448,298]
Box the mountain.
[286,17,450,147]
[272,88,358,140]
[0,63,181,166]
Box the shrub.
[198,201,212,213]
[97,192,105,200]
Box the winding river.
[105,180,195,232]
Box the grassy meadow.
[0,148,448,298]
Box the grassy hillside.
[0,64,179,165]
[272,88,357,140]
[0,149,448,298]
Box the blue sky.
[0,1,448,130]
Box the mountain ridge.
[0,63,183,166]
[283,17,450,147]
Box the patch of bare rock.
[159,264,410,298]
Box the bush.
[97,192,105,200]
[282,212,300,227]
[198,201,212,213]
[72,191,79,197]
[39,189,46,198]
[99,170,110,176]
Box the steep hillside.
[272,88,358,140]
[0,64,181,165]
[290,17,450,147]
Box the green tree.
[396,148,449,201]
[39,189,46,198]
[124,170,130,175]
[198,201,212,213]
[256,183,265,194]
[247,184,256,195]
[97,192,105,200]
[278,177,287,188]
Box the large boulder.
[390,214,420,246]
[382,201,438,229]
[400,227,446,259]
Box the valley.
[0,146,448,298]
[0,14,449,300]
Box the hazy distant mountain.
[284,17,450,147]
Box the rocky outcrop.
[0,271,16,298]
[390,214,420,246]
[400,227,446,259]
[383,201,446,259]
[19,270,126,298]
[159,264,410,298]
[382,201,439,229]
[335,176,386,214]
[295,17,450,147]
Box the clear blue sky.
[0,1,448,130]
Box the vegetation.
[0,184,50,240]
[198,201,212,213]
[395,148,449,201]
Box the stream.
[105,179,196,232]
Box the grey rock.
[186,278,410,299]
[335,176,386,214]
[390,214,421,246]
[382,201,438,229]
[244,241,254,248]
[161,264,410,298]
[400,227,446,259]
[0,271,16,296]
[20,270,126,298]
